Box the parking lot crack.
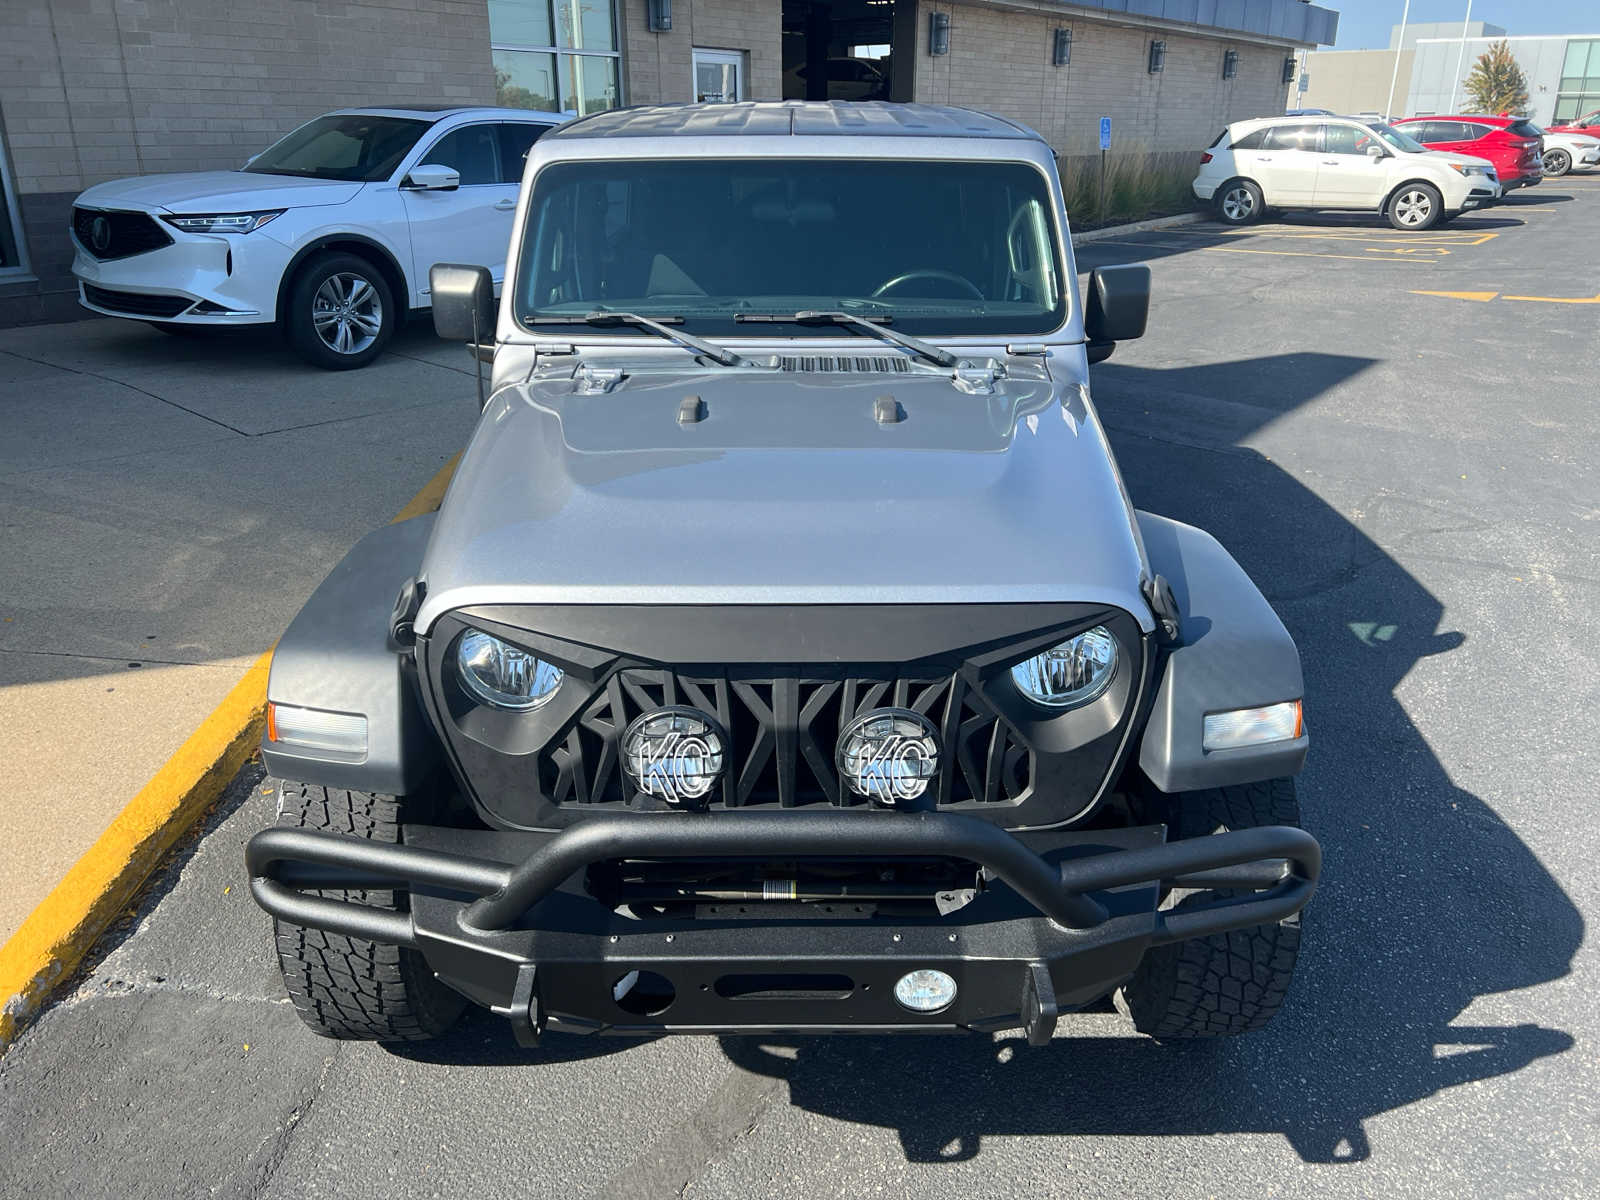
[0,347,252,436]
[244,1044,339,1199]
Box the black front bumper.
[246,812,1319,1042]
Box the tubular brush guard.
[246,812,1319,1042]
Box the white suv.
[69,106,566,369]
[1193,116,1501,232]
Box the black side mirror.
[1083,263,1151,365]
[430,263,495,409]
[430,263,494,341]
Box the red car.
[1392,114,1544,189]
[1547,108,1600,139]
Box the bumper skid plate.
[246,812,1319,1040]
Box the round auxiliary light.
[1010,625,1119,710]
[455,628,563,711]
[622,707,726,807]
[836,708,941,806]
[894,968,958,1014]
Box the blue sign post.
[1098,117,1112,222]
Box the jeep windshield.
[243,114,430,182]
[513,158,1067,337]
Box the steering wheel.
[870,269,985,300]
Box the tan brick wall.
[620,0,780,105]
[915,1,1292,157]
[0,0,496,195]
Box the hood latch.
[951,359,1003,395]
[574,364,625,394]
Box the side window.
[1262,123,1321,152]
[496,122,549,184]
[1452,122,1485,142]
[1230,129,1265,150]
[1323,124,1374,155]
[420,125,499,186]
[1403,122,1436,143]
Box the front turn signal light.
[1202,700,1303,751]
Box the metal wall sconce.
[1222,49,1238,79]
[647,0,670,34]
[1053,28,1072,67]
[1148,40,1166,74]
[929,11,950,57]
[1282,55,1297,84]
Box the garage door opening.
[782,0,914,103]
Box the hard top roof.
[330,105,567,121]
[547,101,1044,141]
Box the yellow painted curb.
[0,451,461,1051]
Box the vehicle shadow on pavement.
[717,351,1581,1165]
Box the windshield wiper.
[736,310,959,368]
[527,310,742,366]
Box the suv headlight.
[455,629,563,711]
[1011,626,1118,709]
[161,210,283,234]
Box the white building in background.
[1408,34,1600,126]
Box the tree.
[1462,40,1529,116]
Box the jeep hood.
[74,171,362,213]
[415,361,1151,633]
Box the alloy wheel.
[312,272,384,356]
[1221,187,1255,221]
[1543,149,1570,176]
[1393,190,1433,227]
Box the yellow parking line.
[1202,245,1433,263]
[1163,227,1497,246]
[0,451,463,1052]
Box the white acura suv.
[70,106,566,369]
[1193,116,1501,232]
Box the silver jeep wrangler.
[247,102,1318,1047]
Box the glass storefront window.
[0,135,28,275]
[490,1,620,115]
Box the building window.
[490,1,621,116]
[0,133,28,278]
[1554,39,1600,122]
[693,48,745,103]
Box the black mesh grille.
[72,207,173,261]
[543,669,1031,810]
[82,284,191,318]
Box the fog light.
[1202,700,1303,750]
[837,709,940,805]
[622,707,725,806]
[894,969,957,1013]
[266,702,368,761]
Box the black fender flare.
[262,515,441,795]
[1136,511,1308,793]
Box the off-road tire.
[1116,778,1302,1039]
[272,781,465,1041]
[284,251,395,371]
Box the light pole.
[1448,1,1475,114]
[1385,0,1413,120]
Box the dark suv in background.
[1392,115,1544,190]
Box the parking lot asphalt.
[3,184,1597,1199]
[0,320,479,940]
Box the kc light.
[455,628,563,711]
[1011,626,1119,709]
[837,709,940,805]
[622,707,726,805]
[1202,701,1303,751]
[894,969,958,1013]
[266,702,368,760]
[161,210,283,234]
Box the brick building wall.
[0,0,495,324]
[915,0,1291,158]
[621,0,782,105]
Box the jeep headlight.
[455,629,563,711]
[1010,626,1118,709]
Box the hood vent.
[777,354,914,374]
